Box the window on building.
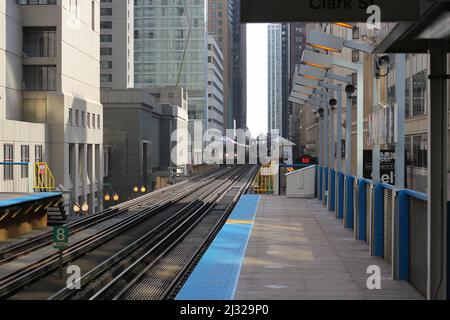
[81,111,85,127]
[68,108,73,125]
[23,27,57,57]
[405,77,411,118]
[21,145,30,178]
[412,135,428,168]
[75,110,79,126]
[412,70,427,117]
[87,113,91,128]
[35,145,43,163]
[3,144,14,181]
[23,65,57,91]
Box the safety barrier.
[316,165,448,299]
[33,162,56,192]
[0,162,33,193]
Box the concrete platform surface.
[234,196,423,300]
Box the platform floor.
[234,196,423,300]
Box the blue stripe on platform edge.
[0,192,63,209]
[176,195,261,300]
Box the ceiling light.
[307,31,345,53]
[335,22,354,29]
[301,50,333,70]
[298,64,326,81]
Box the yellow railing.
[33,162,56,192]
[253,163,275,194]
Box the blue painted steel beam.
[358,180,367,242]
[373,183,385,257]
[319,167,323,201]
[397,190,410,281]
[330,169,336,212]
[345,176,355,229]
[338,172,345,219]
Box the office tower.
[281,23,290,139]
[1,0,104,214]
[230,0,247,130]
[268,24,282,134]
[207,36,225,133]
[100,0,134,89]
[208,0,232,130]
[133,0,208,132]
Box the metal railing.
[316,165,445,299]
[0,162,33,193]
[33,162,56,191]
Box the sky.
[246,24,268,137]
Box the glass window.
[35,145,43,163]
[21,145,30,178]
[23,65,57,91]
[412,70,427,117]
[23,27,57,57]
[3,144,14,181]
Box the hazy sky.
[246,24,268,137]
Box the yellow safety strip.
[226,219,254,225]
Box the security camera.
[375,55,390,78]
[377,55,390,67]
[329,99,337,108]
[345,84,356,95]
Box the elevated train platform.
[0,192,63,242]
[177,195,423,300]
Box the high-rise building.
[288,23,306,159]
[268,24,282,134]
[230,0,247,130]
[207,36,225,133]
[281,23,290,139]
[100,0,134,89]
[208,0,232,130]
[133,1,208,132]
[1,0,104,214]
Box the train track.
[0,167,239,299]
[0,165,257,300]
[0,167,225,265]
[66,165,258,300]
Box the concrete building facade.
[102,87,188,202]
[1,0,104,215]
[99,0,134,90]
[207,36,224,133]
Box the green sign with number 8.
[53,225,69,249]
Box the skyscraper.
[268,24,282,134]
[230,0,247,130]
[207,36,225,132]
[133,0,208,130]
[281,23,290,139]
[208,0,232,130]
[100,0,134,89]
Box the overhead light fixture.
[291,92,310,101]
[294,74,319,89]
[418,11,450,39]
[301,50,333,70]
[292,85,314,96]
[335,22,354,29]
[307,30,373,54]
[307,31,345,53]
[298,64,326,81]
[289,96,306,105]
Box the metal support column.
[427,42,448,300]
[357,68,365,178]
[372,57,380,182]
[395,54,406,188]
[345,94,352,176]
[336,85,343,174]
[323,102,329,205]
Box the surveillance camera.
[345,84,356,95]
[329,99,337,107]
[377,55,390,68]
